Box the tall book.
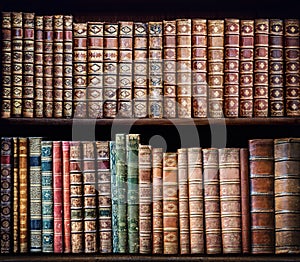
[192,19,207,118]
[218,148,241,253]
[274,138,300,254]
[177,19,192,118]
[249,139,275,254]
[12,137,19,253]
[254,19,269,117]
[224,18,239,117]
[29,137,42,252]
[207,20,225,118]
[284,19,300,116]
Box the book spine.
[224,18,239,117]
[152,147,163,254]
[284,19,300,116]
[13,137,19,253]
[41,140,54,252]
[177,148,190,254]
[53,141,63,253]
[148,22,163,118]
[133,22,148,118]
[138,144,152,254]
[192,19,208,118]
[274,138,300,254]
[177,19,192,118]
[203,148,222,254]
[103,23,119,118]
[118,22,134,118]
[163,20,177,118]
[87,22,104,119]
[188,147,204,253]
[22,12,35,118]
[95,141,112,253]
[29,137,42,252]
[269,19,284,116]
[0,137,13,253]
[73,23,88,118]
[207,20,224,118]
[249,138,274,254]
[254,19,269,117]
[218,148,242,253]
[1,12,12,118]
[126,134,140,253]
[63,15,73,118]
[239,20,254,117]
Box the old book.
[73,23,88,118]
[138,145,152,254]
[239,20,254,117]
[202,148,222,254]
[148,22,163,118]
[208,20,225,118]
[177,19,192,118]
[269,19,284,116]
[87,22,104,119]
[249,139,275,254]
[218,148,241,253]
[41,140,54,252]
[12,137,19,253]
[29,137,42,252]
[152,147,163,254]
[274,138,300,254]
[0,137,13,253]
[224,18,239,117]
[284,19,300,116]
[133,22,148,118]
[118,22,133,118]
[1,12,12,118]
[103,23,119,118]
[254,19,269,117]
[163,20,177,118]
[192,19,207,118]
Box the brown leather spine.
[13,137,19,253]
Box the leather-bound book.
[11,12,23,118]
[239,20,254,117]
[63,15,73,118]
[0,137,13,253]
[249,139,274,254]
[138,144,152,254]
[103,23,119,118]
[202,148,222,254]
[1,12,12,118]
[284,19,300,116]
[29,137,42,252]
[152,147,163,254]
[34,16,44,118]
[133,22,148,118]
[208,20,224,118]
[87,22,104,119]
[219,148,241,253]
[163,20,177,118]
[177,148,190,254]
[224,18,239,117]
[73,22,88,118]
[163,152,178,254]
[148,22,163,118]
[12,137,19,253]
[274,138,300,254]
[177,19,192,118]
[192,19,207,118]
[95,141,112,253]
[254,19,269,117]
[188,147,204,253]
[82,141,97,253]
[269,19,284,116]
[118,22,133,118]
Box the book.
[12,137,19,253]
[274,138,300,254]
